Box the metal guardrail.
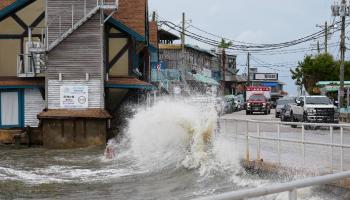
[222,118,350,173]
[194,170,350,200]
[193,118,350,200]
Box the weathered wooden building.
[0,0,157,148]
[156,30,237,95]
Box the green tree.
[291,53,338,94]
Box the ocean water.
[0,98,348,200]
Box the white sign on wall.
[60,86,88,108]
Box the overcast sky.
[149,0,343,96]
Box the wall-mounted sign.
[254,73,278,81]
[60,86,88,108]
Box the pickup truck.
[246,94,271,115]
[290,96,339,126]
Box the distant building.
[250,72,287,100]
[155,30,238,95]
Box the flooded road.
[0,99,349,200]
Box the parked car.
[275,97,296,118]
[225,95,236,113]
[234,94,245,111]
[280,103,296,122]
[246,94,271,115]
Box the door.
[1,92,19,127]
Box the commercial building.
[0,0,157,148]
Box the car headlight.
[262,103,266,107]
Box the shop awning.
[190,73,220,86]
[106,77,155,90]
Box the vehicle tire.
[246,111,250,115]
[264,110,268,115]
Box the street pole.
[247,52,250,87]
[317,41,320,54]
[222,48,226,95]
[325,21,328,54]
[340,0,346,108]
[181,12,186,88]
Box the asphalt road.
[220,110,350,174]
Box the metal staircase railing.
[19,0,118,77]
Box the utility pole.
[340,0,346,108]
[247,52,250,87]
[181,12,186,87]
[181,12,185,56]
[332,0,348,108]
[221,48,226,95]
[325,21,328,54]
[316,21,329,54]
[317,41,320,54]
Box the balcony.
[17,54,45,78]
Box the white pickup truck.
[290,96,339,125]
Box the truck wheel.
[246,111,250,115]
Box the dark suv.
[246,94,271,115]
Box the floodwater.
[0,99,349,200]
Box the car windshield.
[305,97,331,105]
[277,99,295,105]
[249,95,266,101]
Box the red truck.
[246,86,271,115]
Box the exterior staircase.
[20,0,118,77]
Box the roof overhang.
[107,17,145,42]
[0,0,35,21]
[0,77,44,89]
[106,77,155,90]
[38,109,112,119]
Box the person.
[105,145,115,159]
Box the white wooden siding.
[24,88,45,127]
[48,79,104,109]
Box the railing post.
[223,119,227,135]
[330,126,334,173]
[71,4,74,28]
[302,124,305,167]
[341,127,344,171]
[59,16,62,35]
[28,27,32,47]
[84,0,87,16]
[277,123,281,165]
[257,122,261,160]
[246,121,250,161]
[288,189,297,200]
[235,119,238,138]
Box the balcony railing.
[17,54,35,78]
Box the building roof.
[0,77,44,88]
[316,81,350,86]
[159,29,180,41]
[38,109,112,119]
[159,44,216,57]
[106,76,155,90]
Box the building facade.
[0,0,157,148]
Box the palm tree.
[218,39,232,95]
